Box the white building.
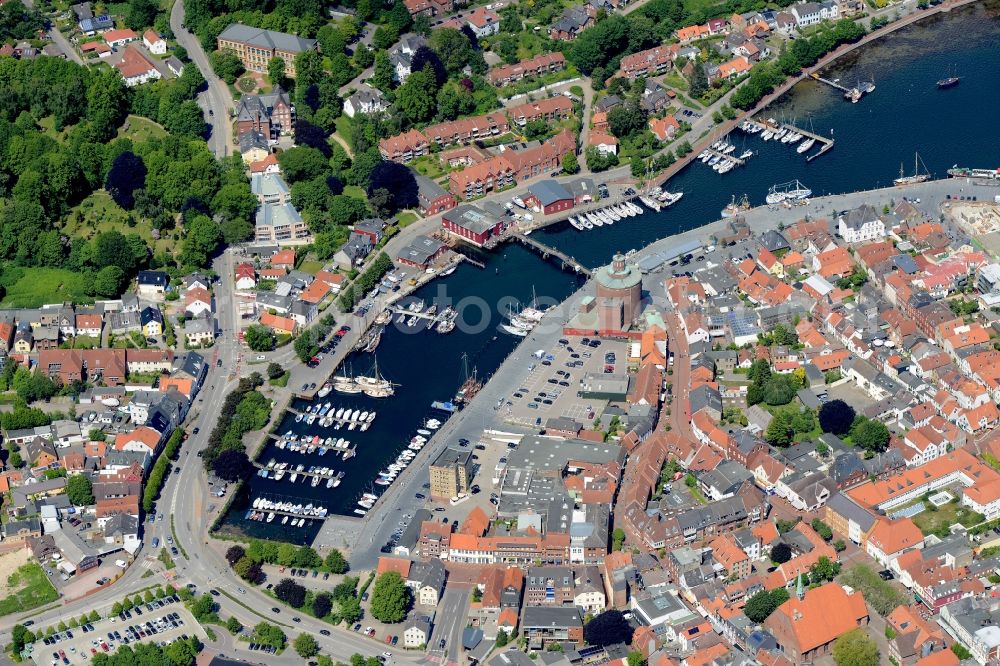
[143,29,167,54]
[344,87,388,118]
[790,1,822,26]
[837,204,886,243]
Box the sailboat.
[893,152,931,186]
[937,64,960,89]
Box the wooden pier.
[809,73,874,103]
[253,460,342,482]
[704,148,745,167]
[511,233,592,277]
[780,123,835,162]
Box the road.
[20,0,84,65]
[169,0,234,158]
[427,587,471,664]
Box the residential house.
[114,45,161,87]
[143,30,166,54]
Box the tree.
[369,572,411,623]
[274,578,307,608]
[180,214,223,268]
[430,28,474,73]
[371,51,394,92]
[105,151,147,210]
[225,545,246,566]
[851,418,890,453]
[396,68,439,123]
[810,555,841,583]
[210,51,245,84]
[743,588,789,623]
[819,399,856,435]
[266,362,285,380]
[765,410,794,447]
[244,324,276,351]
[325,548,348,574]
[833,628,879,666]
[562,152,579,175]
[495,628,508,647]
[92,265,127,298]
[12,624,32,654]
[312,592,333,618]
[612,527,625,551]
[226,616,243,634]
[212,449,254,483]
[294,632,320,658]
[367,161,417,215]
[268,57,287,89]
[584,610,631,646]
[278,147,329,184]
[770,543,792,564]
[66,475,94,505]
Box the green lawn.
[64,191,177,256]
[297,260,324,274]
[0,267,93,308]
[396,211,418,227]
[334,115,356,149]
[117,114,168,143]
[0,562,59,617]
[343,185,368,202]
[910,500,984,536]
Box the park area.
[0,551,59,617]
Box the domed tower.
[594,252,642,334]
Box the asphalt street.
[170,0,234,158]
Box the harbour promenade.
[330,175,1000,568]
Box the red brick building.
[441,205,504,247]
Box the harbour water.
[535,1,1000,268]
[216,2,1000,543]
[217,244,585,543]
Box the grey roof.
[240,130,268,154]
[140,306,163,326]
[256,202,304,229]
[236,88,292,124]
[689,384,722,415]
[699,460,752,496]
[217,24,317,53]
[505,435,625,474]
[841,204,881,231]
[676,496,748,532]
[137,270,168,287]
[528,180,573,206]
[408,558,446,593]
[831,452,867,484]
[397,235,446,266]
[521,606,583,628]
[760,229,790,252]
[431,447,472,468]
[444,205,500,235]
[184,317,214,335]
[552,6,590,33]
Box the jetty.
[704,148,745,167]
[809,73,875,103]
[511,233,592,277]
[781,122,835,162]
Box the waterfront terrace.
[448,130,576,199]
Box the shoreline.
[515,0,983,237]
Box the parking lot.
[501,336,631,429]
[28,595,203,666]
